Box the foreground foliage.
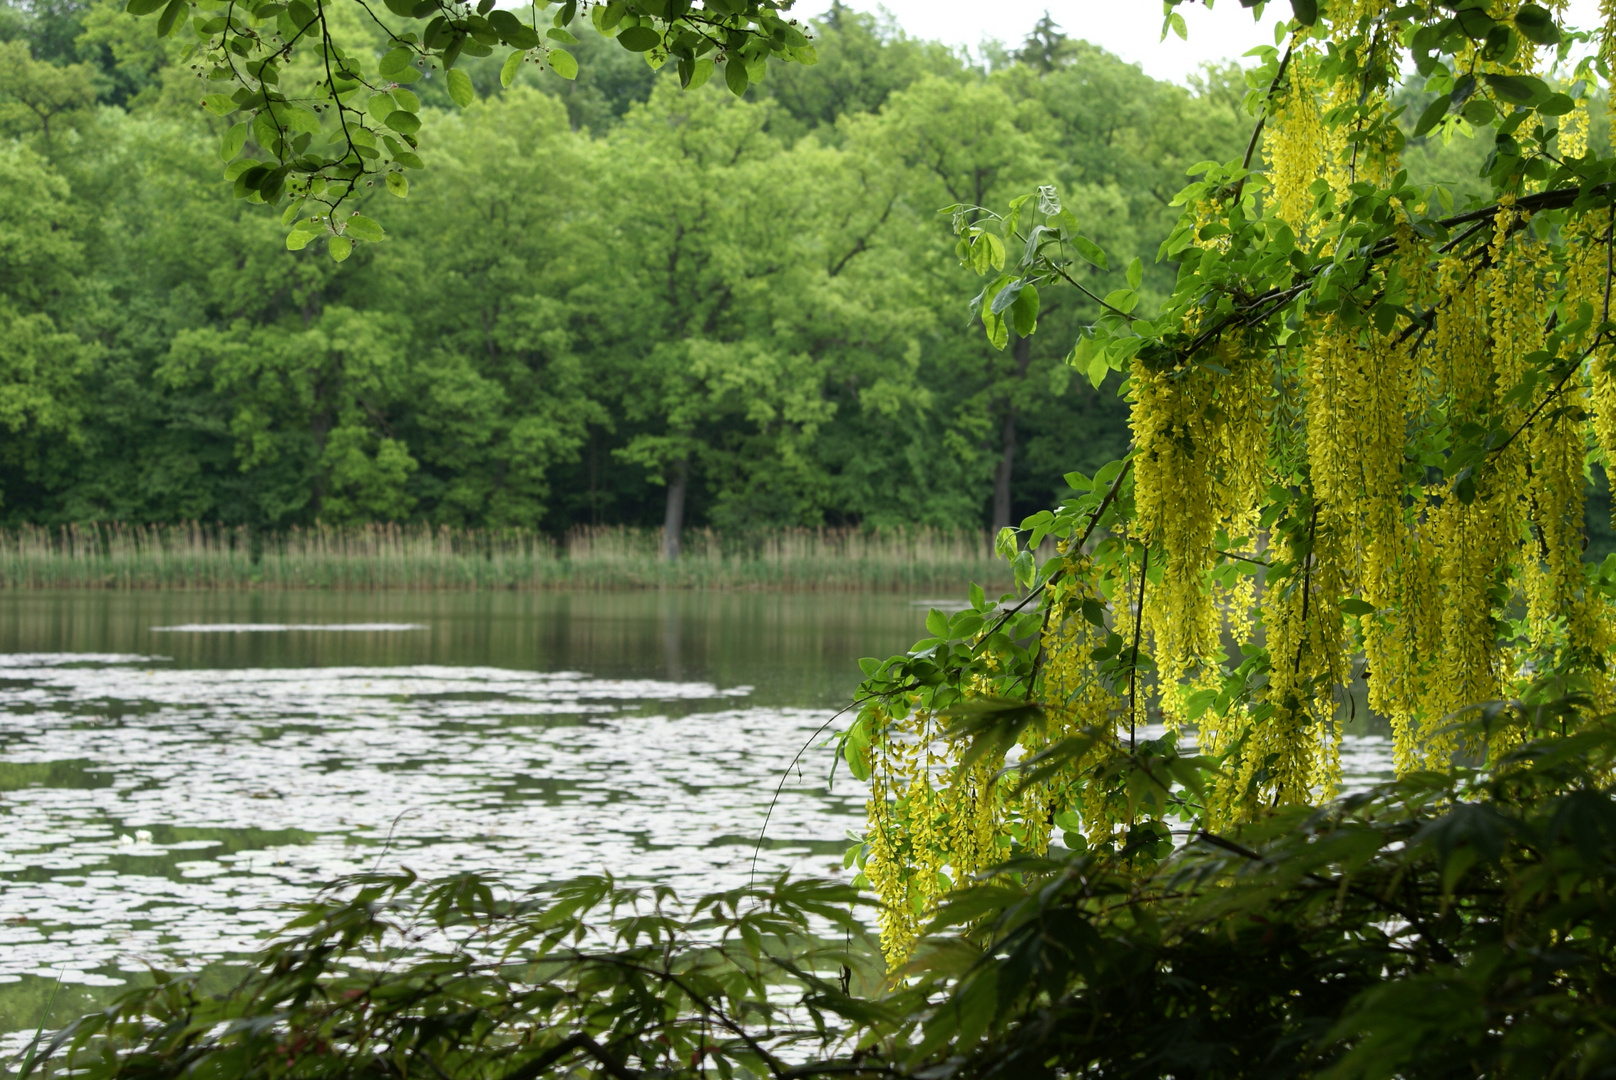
[36,874,885,1080]
[28,695,1616,1079]
[119,0,816,258]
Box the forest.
[1,0,1291,538]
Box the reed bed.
[0,523,1009,591]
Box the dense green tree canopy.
[0,0,1257,533]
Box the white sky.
[788,0,1608,84]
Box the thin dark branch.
[1045,260,1133,319]
[1490,335,1605,457]
[1292,500,1319,677]
[500,1033,641,1080]
[971,459,1133,654]
[1191,830,1457,962]
[1128,543,1149,751]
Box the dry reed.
[0,523,1009,591]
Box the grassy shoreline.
[0,523,1009,591]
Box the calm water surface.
[0,589,1398,1033]
[0,590,952,1029]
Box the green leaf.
[1011,283,1039,337]
[125,0,166,15]
[201,93,235,117]
[446,68,474,107]
[219,121,248,160]
[379,47,413,77]
[285,221,323,250]
[156,0,186,37]
[344,214,386,242]
[1126,256,1142,291]
[545,26,577,43]
[1104,289,1138,314]
[280,104,322,134]
[384,110,421,134]
[979,280,1011,350]
[1415,97,1454,140]
[989,278,1023,316]
[724,57,749,96]
[1340,598,1376,616]
[385,171,409,198]
[926,608,949,639]
[1290,0,1317,26]
[1461,97,1496,126]
[328,235,353,262]
[500,49,524,87]
[1072,234,1108,270]
[1514,4,1560,45]
[1538,92,1575,117]
[617,24,660,51]
[983,231,1005,272]
[590,1,622,33]
[1484,73,1549,106]
[1088,349,1109,389]
[684,57,713,90]
[548,47,577,80]
[251,110,281,150]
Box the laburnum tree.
[843,0,1616,965]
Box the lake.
[0,589,1397,1034]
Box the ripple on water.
[0,657,858,985]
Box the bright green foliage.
[117,0,818,259]
[353,87,605,526]
[162,308,416,522]
[0,142,94,502]
[0,38,96,143]
[0,6,1248,533]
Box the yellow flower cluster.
[1266,50,1332,237]
[862,563,1120,967]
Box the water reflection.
[0,591,930,707]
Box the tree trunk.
[991,335,1033,536]
[991,409,1016,535]
[662,458,688,561]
